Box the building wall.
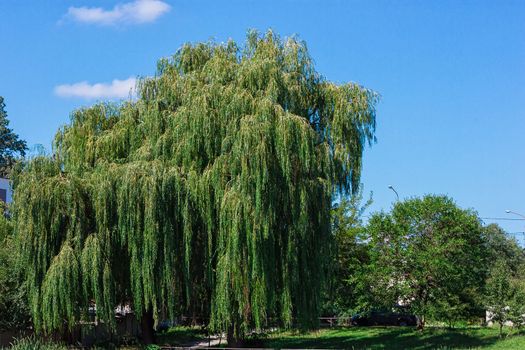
[0,178,12,203]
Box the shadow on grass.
[258,327,523,350]
[156,326,209,346]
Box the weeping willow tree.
[13,30,377,344]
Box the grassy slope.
[256,327,525,350]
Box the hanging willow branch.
[13,30,378,336]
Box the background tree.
[0,213,30,331]
[323,186,372,318]
[0,97,27,177]
[484,224,525,274]
[485,259,514,337]
[12,31,378,344]
[507,276,525,331]
[483,224,525,335]
[364,195,488,329]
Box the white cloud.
[55,77,137,99]
[65,0,170,25]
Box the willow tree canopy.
[13,31,377,337]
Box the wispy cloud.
[55,77,137,99]
[65,0,170,25]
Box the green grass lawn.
[6,326,523,349]
[249,327,525,350]
[153,326,525,349]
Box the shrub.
[5,336,66,350]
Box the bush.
[5,336,66,350]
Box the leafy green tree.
[483,224,525,335]
[484,224,525,274]
[364,195,488,329]
[485,259,514,337]
[482,224,525,331]
[12,31,378,344]
[0,213,30,330]
[507,277,525,331]
[323,186,372,317]
[0,97,27,177]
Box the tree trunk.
[140,308,156,344]
[417,315,425,331]
[448,318,454,329]
[227,324,244,347]
[499,322,503,338]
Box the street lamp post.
[505,210,525,220]
[388,185,399,201]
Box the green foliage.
[485,259,525,337]
[0,97,27,177]
[143,345,161,350]
[323,186,372,315]
[4,337,66,350]
[507,278,525,330]
[0,213,30,331]
[484,224,525,274]
[483,225,525,336]
[485,259,512,337]
[363,195,488,327]
[13,30,378,339]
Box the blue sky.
[1,0,524,236]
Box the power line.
[479,217,525,221]
[362,216,525,221]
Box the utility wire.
[362,216,525,221]
[480,217,525,221]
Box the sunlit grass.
[250,326,525,349]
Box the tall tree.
[0,213,30,330]
[364,195,488,329]
[323,186,372,316]
[485,259,514,337]
[12,31,378,344]
[484,224,525,274]
[0,97,27,177]
[484,230,525,337]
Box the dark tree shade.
[0,97,27,177]
[12,31,378,340]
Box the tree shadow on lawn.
[261,327,511,350]
[156,326,209,346]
